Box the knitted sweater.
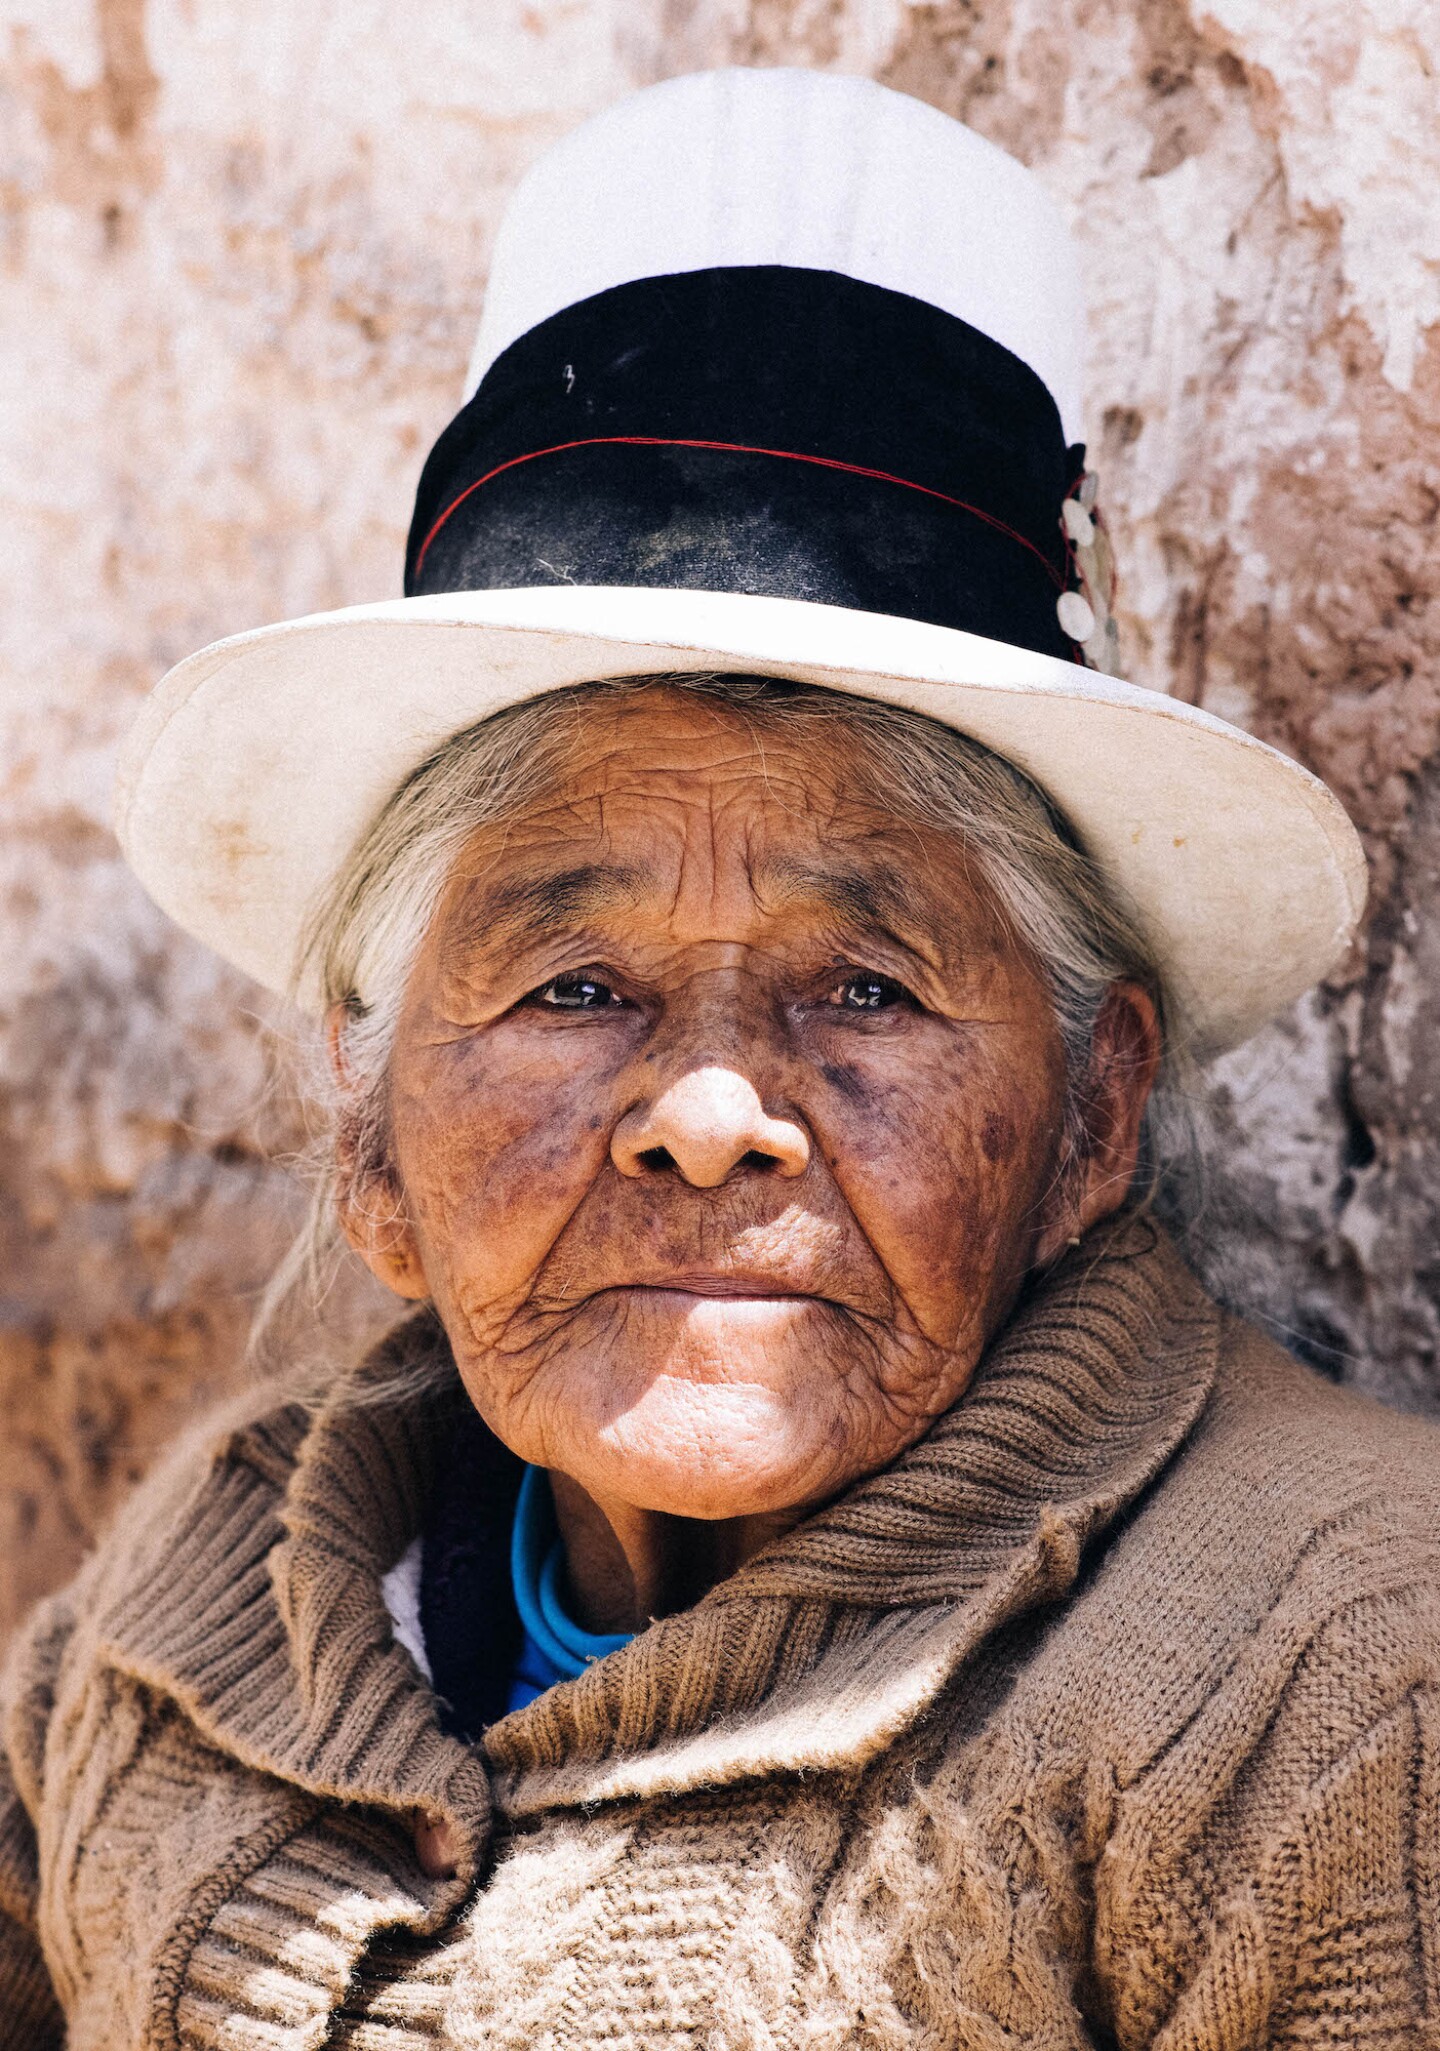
[2,1214,1438,2050]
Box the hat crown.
[466,67,1085,442]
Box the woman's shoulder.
[1074,1307,1440,1775]
[1,1381,312,1756]
[1056,1312,1440,2039]
[2,1306,452,1736]
[0,1375,317,1991]
[1135,1304,1440,1630]
[1187,1306,1440,1556]
[6,1309,445,1696]
[77,1385,314,1621]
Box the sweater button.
[414,1813,460,1879]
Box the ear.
[327,1003,432,1302]
[1034,981,1163,1264]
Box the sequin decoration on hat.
[1058,469,1121,674]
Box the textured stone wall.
[1,0,1437,1636]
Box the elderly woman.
[3,68,1437,2051]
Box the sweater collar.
[95,1210,1220,1846]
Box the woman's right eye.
[528,973,623,1010]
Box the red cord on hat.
[412,435,1068,590]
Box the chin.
[570,1367,843,1521]
[465,1295,884,1518]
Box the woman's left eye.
[827,972,911,1012]
[530,973,623,1010]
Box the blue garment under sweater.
[506,1465,634,1712]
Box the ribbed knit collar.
[93,1210,1220,1877]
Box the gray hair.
[263,672,1188,1356]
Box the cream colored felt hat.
[114,69,1365,1054]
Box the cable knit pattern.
[1,1213,1437,2049]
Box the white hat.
[115,68,1364,1052]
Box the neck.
[547,1470,804,1634]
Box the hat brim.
[114,584,1365,1054]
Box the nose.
[611,1065,811,1186]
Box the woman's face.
[347,691,1153,1521]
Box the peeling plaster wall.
[1,0,1438,1634]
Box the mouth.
[601,1273,826,1304]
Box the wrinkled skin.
[338,690,1159,1646]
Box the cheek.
[816,1032,1062,1334]
[981,1108,1016,1164]
[389,1032,621,1298]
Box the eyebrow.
[441,863,646,957]
[758,857,944,965]
[440,855,943,966]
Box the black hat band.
[407,266,1084,664]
